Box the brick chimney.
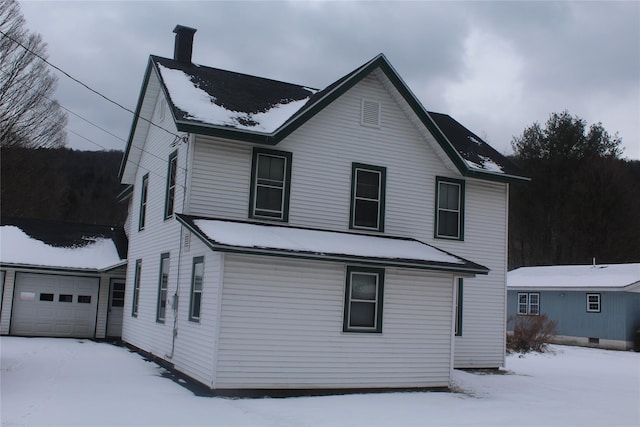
[173,25,197,63]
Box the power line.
[0,28,186,142]
[0,35,190,173]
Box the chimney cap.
[173,25,197,35]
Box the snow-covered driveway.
[1,337,638,426]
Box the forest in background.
[1,145,639,268]
[1,147,127,226]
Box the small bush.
[507,314,558,353]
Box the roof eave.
[176,214,489,275]
[119,57,155,181]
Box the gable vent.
[361,99,381,127]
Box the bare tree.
[0,0,66,148]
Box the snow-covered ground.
[1,337,638,427]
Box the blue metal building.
[507,263,640,350]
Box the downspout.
[166,134,191,360]
[502,183,509,368]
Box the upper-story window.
[249,148,292,222]
[138,173,149,231]
[350,163,386,232]
[435,177,465,240]
[164,151,178,220]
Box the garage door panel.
[11,273,99,338]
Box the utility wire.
[0,28,186,142]
[0,42,189,175]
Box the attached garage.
[11,273,99,338]
[1,217,128,339]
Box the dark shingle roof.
[152,55,317,132]
[427,112,526,178]
[122,53,529,183]
[0,217,128,260]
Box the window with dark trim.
[164,151,178,220]
[249,148,292,221]
[189,256,204,322]
[435,177,465,240]
[455,278,463,336]
[156,253,170,322]
[517,292,540,315]
[343,266,384,333]
[132,259,142,317]
[350,163,386,231]
[59,294,72,303]
[586,293,601,313]
[139,173,149,231]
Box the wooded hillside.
[1,146,638,267]
[1,147,127,225]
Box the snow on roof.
[181,216,488,274]
[155,58,316,133]
[508,263,640,290]
[0,225,124,271]
[427,112,524,177]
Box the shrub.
[507,314,558,353]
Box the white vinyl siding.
[186,72,508,369]
[215,255,453,389]
[121,88,188,362]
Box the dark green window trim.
[248,147,292,222]
[349,163,386,232]
[164,150,178,220]
[156,253,170,323]
[189,256,205,322]
[455,278,463,336]
[343,266,385,333]
[434,176,465,241]
[138,173,149,231]
[131,259,142,317]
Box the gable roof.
[177,214,489,275]
[507,263,640,292]
[121,53,528,184]
[0,217,127,271]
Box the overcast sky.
[18,1,640,160]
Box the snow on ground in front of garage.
[1,337,638,427]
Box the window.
[189,257,204,322]
[156,253,170,322]
[343,266,384,333]
[59,294,72,303]
[78,295,91,304]
[110,281,125,308]
[435,177,465,240]
[39,293,54,301]
[350,163,386,231]
[455,278,463,336]
[139,173,149,231]
[132,259,142,317]
[517,292,540,315]
[586,293,601,313]
[164,151,178,219]
[249,148,292,221]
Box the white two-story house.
[118,25,528,394]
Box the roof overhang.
[176,214,489,275]
[0,261,127,275]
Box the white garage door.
[11,273,99,338]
